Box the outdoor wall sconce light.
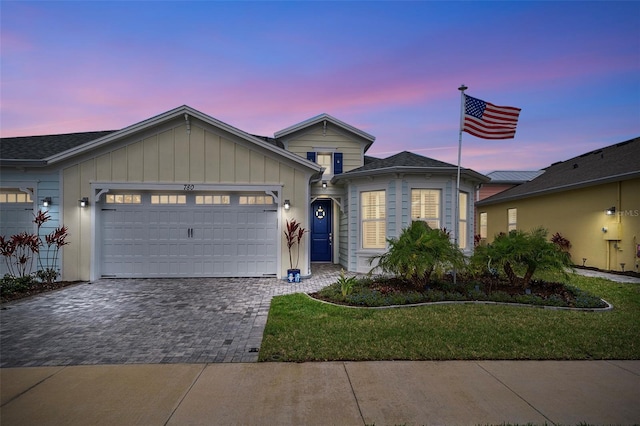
[42,197,52,207]
[79,197,89,208]
[283,199,291,210]
[606,206,616,215]
[322,181,327,188]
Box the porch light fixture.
[606,206,616,215]
[283,199,291,210]
[322,181,327,188]
[79,197,89,208]
[42,197,52,207]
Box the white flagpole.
[454,84,468,284]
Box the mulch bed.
[310,273,605,308]
[372,276,573,300]
[1,281,85,304]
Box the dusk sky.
[1,1,638,174]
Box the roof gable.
[1,106,321,173]
[478,136,640,205]
[274,113,375,151]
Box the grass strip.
[259,274,639,362]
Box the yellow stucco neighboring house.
[476,137,640,273]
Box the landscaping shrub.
[369,221,464,289]
[471,227,572,288]
[0,211,69,284]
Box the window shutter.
[333,152,343,174]
[307,152,316,162]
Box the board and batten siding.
[284,125,366,173]
[61,120,313,281]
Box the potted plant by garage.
[284,219,307,283]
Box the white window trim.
[316,153,333,178]
[458,191,468,249]
[410,188,442,229]
[360,189,387,250]
[507,208,517,232]
[479,212,488,240]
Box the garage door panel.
[102,196,277,277]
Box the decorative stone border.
[304,293,613,312]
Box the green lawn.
[258,274,640,361]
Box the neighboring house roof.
[0,131,115,162]
[485,170,544,183]
[274,113,376,152]
[478,136,640,206]
[333,151,489,183]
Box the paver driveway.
[0,265,343,367]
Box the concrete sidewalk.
[2,361,639,425]
[573,267,640,284]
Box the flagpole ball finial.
[458,84,468,91]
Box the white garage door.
[0,190,35,276]
[101,192,278,278]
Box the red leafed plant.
[284,219,307,270]
[551,232,572,254]
[1,232,40,278]
[0,210,69,283]
[38,225,69,283]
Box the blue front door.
[311,199,332,262]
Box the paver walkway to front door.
[0,264,345,367]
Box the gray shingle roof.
[363,155,380,165]
[334,151,489,183]
[351,151,457,172]
[0,131,115,160]
[478,137,640,205]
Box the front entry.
[311,199,332,262]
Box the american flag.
[463,95,521,139]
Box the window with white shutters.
[479,212,488,239]
[411,189,440,228]
[508,208,517,231]
[317,154,332,176]
[361,190,386,249]
[459,192,468,249]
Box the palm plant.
[474,227,572,288]
[369,221,464,289]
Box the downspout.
[616,181,622,271]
